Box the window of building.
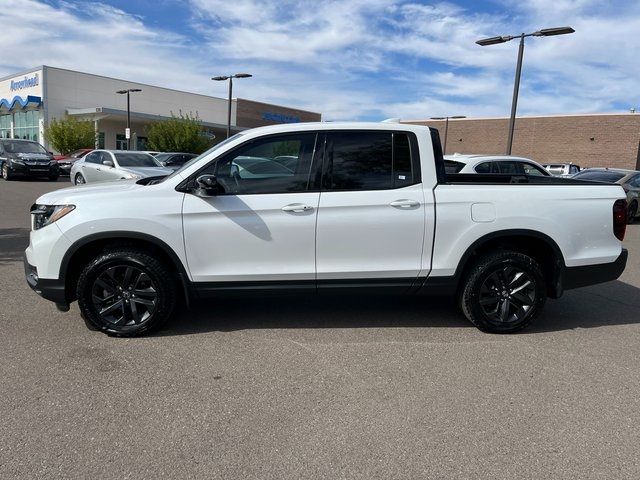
[0,114,11,139]
[98,132,105,149]
[13,110,39,142]
[136,136,149,151]
[116,134,127,150]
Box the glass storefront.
[13,110,39,141]
[0,114,10,138]
[0,110,40,142]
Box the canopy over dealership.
[405,113,640,170]
[0,66,321,152]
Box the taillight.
[613,199,627,241]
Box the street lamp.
[212,73,252,139]
[430,116,466,155]
[476,26,574,155]
[116,88,142,150]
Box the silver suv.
[70,150,173,184]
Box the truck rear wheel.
[460,251,546,333]
[76,248,177,336]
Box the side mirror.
[195,174,220,196]
[102,160,114,167]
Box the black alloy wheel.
[478,267,536,325]
[460,251,546,333]
[75,173,85,185]
[91,265,158,327]
[77,248,177,336]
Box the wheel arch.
[60,232,191,304]
[452,229,566,299]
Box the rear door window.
[497,161,522,174]
[521,163,548,176]
[475,162,500,174]
[325,131,418,191]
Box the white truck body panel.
[26,122,626,293]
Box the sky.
[1,0,639,121]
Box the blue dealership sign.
[262,111,300,123]
[10,73,40,92]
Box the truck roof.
[244,121,432,136]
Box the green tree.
[146,111,213,154]
[43,116,95,155]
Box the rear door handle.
[389,199,420,208]
[282,203,314,213]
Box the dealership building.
[0,65,321,152]
[404,113,640,170]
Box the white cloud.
[1,0,639,121]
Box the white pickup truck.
[25,122,628,336]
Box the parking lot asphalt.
[2,178,640,479]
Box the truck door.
[315,130,427,290]
[182,132,321,284]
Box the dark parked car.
[573,168,640,222]
[154,152,198,170]
[0,139,59,181]
[54,148,93,175]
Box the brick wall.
[236,98,321,129]
[403,114,640,170]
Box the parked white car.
[70,150,173,185]
[444,154,550,176]
[543,163,581,177]
[25,122,627,336]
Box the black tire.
[74,173,86,185]
[2,164,13,181]
[76,248,177,336]
[460,251,546,333]
[627,201,637,224]
[49,175,59,182]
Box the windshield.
[70,149,91,158]
[114,153,160,167]
[157,132,246,183]
[573,170,626,183]
[4,140,47,154]
[154,153,173,162]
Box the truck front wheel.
[76,248,177,336]
[460,251,546,333]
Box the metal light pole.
[476,26,575,155]
[116,88,142,150]
[430,116,466,154]
[212,73,252,139]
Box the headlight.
[30,204,75,230]
[11,158,24,165]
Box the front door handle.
[282,203,313,213]
[389,199,420,208]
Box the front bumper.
[24,255,68,305]
[563,248,628,290]
[57,163,72,174]
[7,161,59,177]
